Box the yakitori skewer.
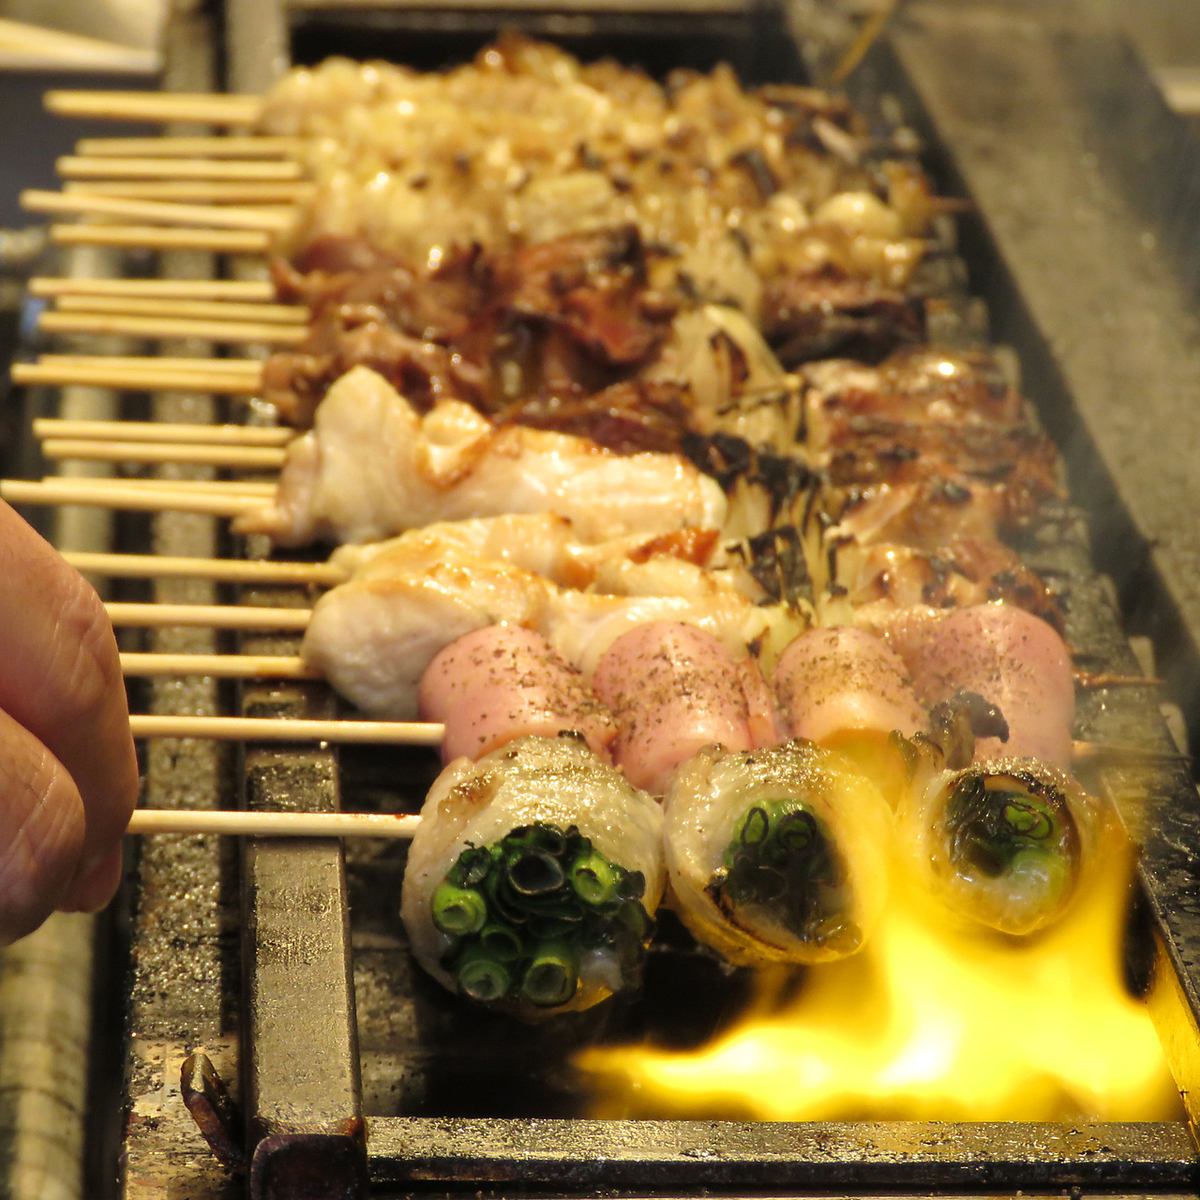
[72,477,274,497]
[66,550,341,586]
[107,602,310,631]
[49,225,272,253]
[74,135,302,158]
[120,652,317,679]
[128,713,444,745]
[50,296,307,323]
[12,361,261,394]
[0,478,260,515]
[37,311,306,346]
[45,90,261,125]
[35,355,262,377]
[34,417,290,446]
[64,181,313,205]
[30,276,278,301]
[22,188,293,233]
[57,155,304,181]
[127,809,422,840]
[42,439,287,468]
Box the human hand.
[0,501,139,942]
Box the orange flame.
[577,836,1181,1122]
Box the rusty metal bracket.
[181,1052,246,1174]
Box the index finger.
[0,502,139,890]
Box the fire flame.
[577,835,1181,1121]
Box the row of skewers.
[9,39,1145,1018]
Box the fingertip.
[60,844,123,914]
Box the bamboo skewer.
[129,713,443,745]
[58,155,305,181]
[1,479,261,515]
[75,135,303,158]
[50,225,272,253]
[50,296,307,323]
[121,652,318,679]
[66,550,342,586]
[42,439,288,469]
[74,477,274,497]
[22,188,293,233]
[36,354,261,376]
[30,277,278,301]
[34,417,290,446]
[13,362,261,394]
[65,181,313,205]
[108,602,310,630]
[38,310,307,346]
[45,90,262,125]
[127,809,422,840]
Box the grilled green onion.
[431,883,487,936]
[457,945,511,1003]
[569,851,617,905]
[714,797,851,947]
[433,823,652,1009]
[522,940,579,1007]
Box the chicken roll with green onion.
[663,740,893,966]
[897,752,1103,936]
[401,734,664,1016]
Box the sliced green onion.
[616,870,645,901]
[776,809,816,852]
[432,883,487,936]
[522,939,579,1007]
[437,823,651,1008]
[1003,801,1052,840]
[479,922,523,963]
[457,945,512,1003]
[737,805,770,846]
[569,851,617,905]
[507,849,566,896]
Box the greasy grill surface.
[105,1,1200,1196]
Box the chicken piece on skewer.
[771,625,923,799]
[664,741,893,966]
[401,734,665,1015]
[896,707,1104,937]
[301,544,797,718]
[327,514,740,597]
[592,621,783,795]
[234,366,727,547]
[829,536,1064,636]
[419,625,617,764]
[892,603,1076,769]
[802,346,1026,448]
[260,39,932,301]
[766,620,1097,937]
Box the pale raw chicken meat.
[592,621,766,794]
[772,626,924,744]
[234,366,727,547]
[895,604,1074,768]
[302,548,789,717]
[419,625,617,764]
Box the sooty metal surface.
[365,1117,1199,1192]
